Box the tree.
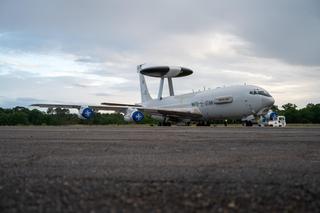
[8,112,29,125]
[28,109,45,125]
[47,107,54,114]
[54,107,70,115]
[0,112,8,125]
[282,103,297,111]
[281,103,299,123]
[271,105,280,114]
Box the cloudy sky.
[0,0,319,108]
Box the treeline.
[272,103,320,123]
[0,103,319,125]
[0,107,157,126]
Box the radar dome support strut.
[158,77,165,99]
[168,77,174,96]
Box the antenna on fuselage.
[138,65,193,100]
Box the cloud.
[0,97,47,108]
[72,83,89,88]
[0,48,129,82]
[75,57,103,64]
[1,0,319,64]
[0,0,319,108]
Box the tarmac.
[0,126,319,212]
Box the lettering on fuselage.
[191,96,233,107]
[191,100,214,107]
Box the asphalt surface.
[0,126,320,212]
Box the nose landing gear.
[158,121,171,126]
[158,117,172,126]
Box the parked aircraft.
[32,65,275,126]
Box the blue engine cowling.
[124,108,144,122]
[132,110,144,122]
[79,106,94,119]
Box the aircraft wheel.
[160,121,171,126]
[245,121,253,127]
[197,121,205,126]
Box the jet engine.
[78,106,94,119]
[124,108,144,122]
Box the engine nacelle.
[78,106,94,119]
[124,108,144,122]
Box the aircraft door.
[244,95,254,115]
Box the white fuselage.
[143,85,274,120]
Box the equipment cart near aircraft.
[267,115,286,127]
[259,111,286,127]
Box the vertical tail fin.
[137,65,152,103]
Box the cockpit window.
[258,90,271,97]
[249,89,271,97]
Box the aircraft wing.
[30,104,129,111]
[100,103,202,119]
[101,102,142,107]
[31,104,203,119]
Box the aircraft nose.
[261,96,275,107]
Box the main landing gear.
[243,120,253,126]
[158,118,171,126]
[158,121,171,126]
[196,121,211,126]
